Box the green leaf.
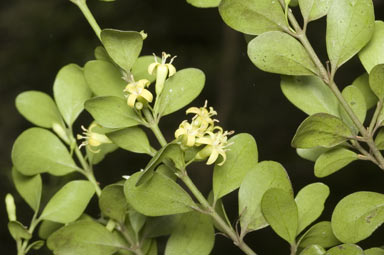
[298,222,340,249]
[15,91,63,128]
[331,191,384,243]
[326,244,364,255]
[142,215,181,238]
[124,172,195,216]
[359,21,384,73]
[136,143,184,186]
[261,188,298,244]
[239,161,293,231]
[314,148,358,177]
[165,212,214,255]
[101,29,143,71]
[154,68,205,117]
[8,221,32,240]
[38,220,63,239]
[107,127,153,155]
[326,0,375,69]
[281,76,339,116]
[295,183,330,234]
[296,147,329,162]
[40,180,95,224]
[12,167,42,211]
[94,46,112,62]
[339,85,367,133]
[291,113,352,149]
[99,184,128,223]
[53,64,92,126]
[27,240,45,251]
[299,0,331,23]
[187,0,221,8]
[128,211,146,234]
[85,96,141,128]
[84,60,126,98]
[352,73,378,109]
[369,64,384,100]
[365,248,384,255]
[248,31,318,75]
[218,0,287,35]
[131,55,158,83]
[47,220,127,255]
[299,245,326,255]
[375,128,384,150]
[12,128,79,176]
[213,133,258,200]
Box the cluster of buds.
[175,101,234,166]
[123,52,177,110]
[77,123,112,153]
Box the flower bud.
[5,194,16,222]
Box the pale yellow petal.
[186,135,195,147]
[186,107,201,115]
[127,94,138,108]
[148,63,158,75]
[167,64,176,76]
[175,128,186,138]
[206,149,219,165]
[140,89,153,103]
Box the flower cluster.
[123,52,177,109]
[175,101,233,166]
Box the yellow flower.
[77,123,112,153]
[148,52,177,95]
[175,120,205,147]
[123,79,153,108]
[186,100,218,131]
[195,127,234,166]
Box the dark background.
[1,0,384,254]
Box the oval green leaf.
[291,113,352,149]
[281,76,339,116]
[369,64,384,100]
[299,0,331,23]
[213,133,258,200]
[187,0,221,8]
[155,68,205,117]
[314,147,358,177]
[47,220,126,255]
[124,172,195,216]
[84,60,126,98]
[352,73,378,109]
[100,29,143,71]
[365,248,384,255]
[53,64,92,126]
[15,91,63,128]
[85,96,141,128]
[261,188,298,244]
[40,180,95,224]
[165,212,214,255]
[331,191,384,243]
[8,221,32,241]
[375,128,384,150]
[12,167,42,211]
[339,85,367,133]
[300,245,326,255]
[296,147,330,162]
[99,184,128,223]
[12,128,79,176]
[298,221,340,249]
[239,160,293,231]
[359,21,384,73]
[248,31,318,75]
[218,0,287,35]
[38,220,63,240]
[326,0,375,69]
[326,244,364,255]
[295,183,330,234]
[107,127,153,155]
